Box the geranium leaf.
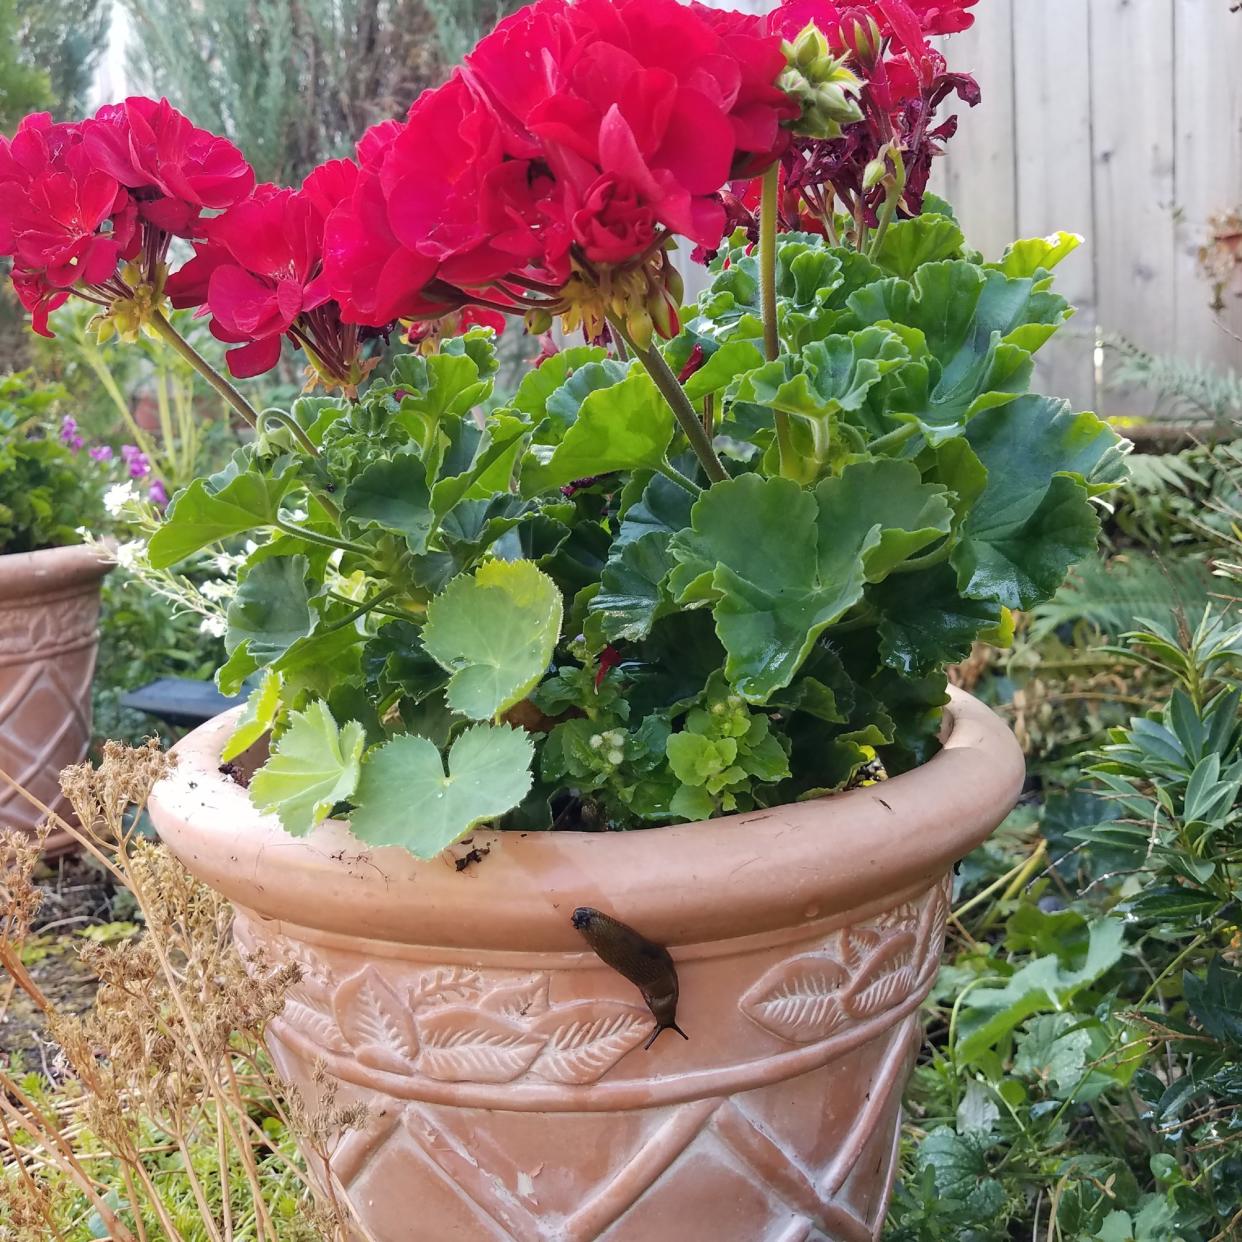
[871,214,965,280]
[669,463,958,702]
[736,328,909,418]
[953,396,1130,609]
[221,668,282,762]
[430,413,528,519]
[390,352,490,420]
[509,346,609,421]
[519,368,675,495]
[250,700,366,837]
[871,564,1004,675]
[988,231,1083,280]
[422,560,563,720]
[148,468,296,568]
[681,341,764,400]
[343,454,433,553]
[589,530,677,643]
[349,725,534,857]
[222,555,312,693]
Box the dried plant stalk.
[0,744,365,1241]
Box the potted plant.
[0,372,111,851]
[1,0,1129,1235]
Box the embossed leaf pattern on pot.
[283,997,349,1056]
[408,966,485,1009]
[478,975,550,1021]
[739,953,851,1043]
[415,1006,547,1083]
[333,966,421,1074]
[528,1001,652,1085]
[842,931,918,1019]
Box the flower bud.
[524,307,554,335]
[863,155,889,190]
[648,287,680,341]
[843,14,882,69]
[778,34,863,142]
[626,304,655,351]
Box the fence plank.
[1089,0,1178,417]
[1173,0,1242,379]
[1012,0,1097,413]
[932,1,1017,260]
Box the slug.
[571,907,688,1049]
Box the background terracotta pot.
[0,544,112,854]
[149,688,1024,1242]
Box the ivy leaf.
[520,368,675,495]
[349,725,534,857]
[221,556,312,694]
[221,668,282,762]
[342,455,433,553]
[871,214,965,280]
[422,560,563,720]
[953,396,1130,610]
[249,700,366,838]
[669,467,942,702]
[916,1128,1006,1223]
[148,468,296,568]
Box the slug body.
[572,907,688,1049]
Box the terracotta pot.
[0,544,112,853]
[149,688,1023,1242]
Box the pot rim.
[148,687,1024,952]
[0,542,114,597]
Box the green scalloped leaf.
[342,454,433,552]
[871,214,965,280]
[220,555,312,694]
[249,700,365,837]
[519,368,675,495]
[148,468,297,568]
[422,560,563,720]
[952,396,1130,610]
[988,231,1083,280]
[349,724,534,857]
[221,668,282,762]
[668,463,952,702]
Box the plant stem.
[867,148,907,262]
[148,308,259,428]
[273,516,372,558]
[760,165,798,482]
[867,421,920,456]
[321,587,402,634]
[610,317,728,484]
[656,461,703,496]
[260,409,319,458]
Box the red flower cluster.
[167,162,368,385]
[0,100,252,336]
[323,0,798,338]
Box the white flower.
[104,480,138,517]
[199,615,228,638]
[200,579,233,602]
[113,540,147,571]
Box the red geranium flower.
[85,97,254,236]
[169,164,373,385]
[0,114,137,335]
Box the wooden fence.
[691,0,1242,415]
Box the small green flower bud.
[607,749,625,767]
[524,307,554,335]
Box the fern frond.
[1104,336,1242,426]
[1027,553,1241,643]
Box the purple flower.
[89,445,114,463]
[59,415,83,452]
[148,479,168,507]
[121,444,151,479]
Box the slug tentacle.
[571,906,688,1049]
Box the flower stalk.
[760,165,799,481]
[147,309,259,428]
